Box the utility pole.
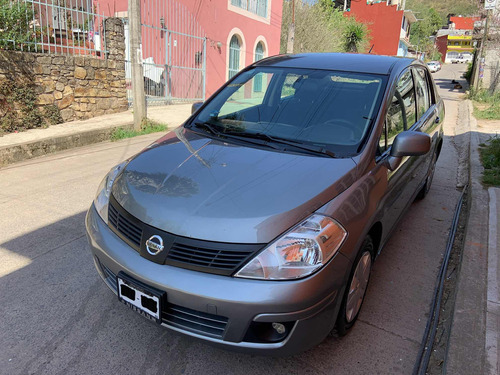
[129,0,147,130]
[286,0,295,53]
[473,10,490,91]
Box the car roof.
[252,53,417,76]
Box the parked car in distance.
[86,53,444,356]
[427,61,440,73]
[451,55,466,64]
[432,60,442,70]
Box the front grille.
[163,304,228,339]
[167,243,255,271]
[108,200,142,250]
[95,261,228,339]
[108,196,264,276]
[100,262,118,293]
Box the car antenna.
[368,44,374,54]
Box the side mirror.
[390,131,431,157]
[191,101,203,115]
[385,131,431,171]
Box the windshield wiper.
[193,122,222,136]
[229,132,336,158]
[191,122,283,151]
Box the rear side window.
[378,69,417,153]
[414,68,431,119]
[397,70,416,128]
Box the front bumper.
[85,205,351,355]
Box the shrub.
[43,105,63,125]
[480,137,500,186]
[0,0,37,51]
[0,80,63,134]
[464,62,473,83]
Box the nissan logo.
[146,235,164,255]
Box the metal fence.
[0,0,107,58]
[125,0,207,106]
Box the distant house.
[96,0,283,101]
[435,16,479,63]
[342,0,416,57]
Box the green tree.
[406,0,479,19]
[280,0,369,54]
[409,8,443,46]
[343,22,365,52]
[0,0,36,50]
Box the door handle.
[435,116,440,124]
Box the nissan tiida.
[86,53,444,355]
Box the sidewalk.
[0,104,192,167]
[446,102,500,375]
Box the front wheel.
[335,236,374,336]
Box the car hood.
[111,128,357,243]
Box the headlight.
[235,215,347,280]
[93,161,127,223]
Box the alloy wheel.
[345,251,372,323]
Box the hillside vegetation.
[280,0,370,54]
[406,0,479,19]
[406,0,479,59]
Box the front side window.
[397,70,416,128]
[192,67,386,156]
[379,69,416,152]
[414,68,430,119]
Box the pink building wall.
[97,0,283,99]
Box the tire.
[416,152,437,200]
[335,236,374,336]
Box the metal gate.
[125,0,207,106]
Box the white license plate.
[117,274,162,323]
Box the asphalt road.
[0,63,468,375]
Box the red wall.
[435,35,448,63]
[344,1,403,56]
[97,0,282,99]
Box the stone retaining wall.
[0,18,127,123]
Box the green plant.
[12,84,43,129]
[0,111,17,133]
[343,22,366,53]
[464,62,474,83]
[280,1,368,54]
[111,119,167,141]
[469,89,500,120]
[0,0,36,51]
[428,49,442,62]
[479,137,500,186]
[43,104,63,125]
[0,80,58,133]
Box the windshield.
[191,67,386,156]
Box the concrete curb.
[487,187,499,375]
[446,100,489,374]
[0,122,133,167]
[0,104,192,168]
